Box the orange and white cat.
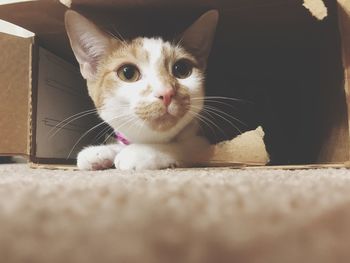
[65,10,218,170]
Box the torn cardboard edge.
[195,126,270,167]
[338,0,350,16]
[60,0,72,8]
[303,0,328,20]
[211,127,270,165]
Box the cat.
[64,9,219,170]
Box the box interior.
[33,47,101,162]
[0,0,349,166]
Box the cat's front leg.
[114,144,180,171]
[77,144,124,170]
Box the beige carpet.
[1,164,350,263]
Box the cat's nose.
[156,88,175,107]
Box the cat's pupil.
[172,60,192,79]
[123,66,135,80]
[117,64,140,82]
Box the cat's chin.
[146,113,181,132]
[112,110,196,144]
[133,102,190,132]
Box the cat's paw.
[114,144,179,171]
[77,145,118,170]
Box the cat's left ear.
[179,10,219,69]
[65,10,111,80]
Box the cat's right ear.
[65,10,111,80]
[179,10,219,70]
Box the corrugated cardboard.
[1,0,350,168]
[0,32,32,156]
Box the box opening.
[204,0,349,165]
[0,0,349,167]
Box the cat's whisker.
[94,105,135,143]
[187,110,221,142]
[191,96,253,104]
[192,105,244,134]
[201,108,242,135]
[94,125,113,143]
[113,116,139,131]
[106,27,128,47]
[198,114,228,138]
[202,105,248,127]
[113,29,128,46]
[101,132,117,146]
[175,35,184,48]
[102,115,134,144]
[191,98,239,110]
[101,131,115,145]
[48,108,97,134]
[120,115,144,140]
[188,111,217,138]
[100,115,134,145]
[67,113,133,159]
[50,105,131,139]
[67,120,111,159]
[107,113,135,129]
[105,116,139,144]
[188,109,227,139]
[191,104,247,128]
[48,108,101,139]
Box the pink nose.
[156,88,175,107]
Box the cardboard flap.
[0,0,73,62]
[0,33,33,156]
[68,0,317,38]
[338,0,350,160]
[0,1,68,35]
[0,0,319,61]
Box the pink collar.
[114,132,130,145]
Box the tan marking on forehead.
[86,38,149,109]
[87,70,118,109]
[151,43,175,89]
[102,38,150,67]
[156,42,199,89]
[128,38,149,62]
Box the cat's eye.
[117,64,141,82]
[172,59,193,79]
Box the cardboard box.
[0,0,350,169]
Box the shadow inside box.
[0,157,14,164]
[0,156,27,164]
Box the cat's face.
[96,37,204,134]
[65,10,218,142]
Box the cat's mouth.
[134,99,190,132]
[151,113,180,131]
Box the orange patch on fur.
[86,38,148,109]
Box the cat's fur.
[65,10,218,170]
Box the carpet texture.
[1,164,350,263]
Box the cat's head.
[65,10,218,143]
